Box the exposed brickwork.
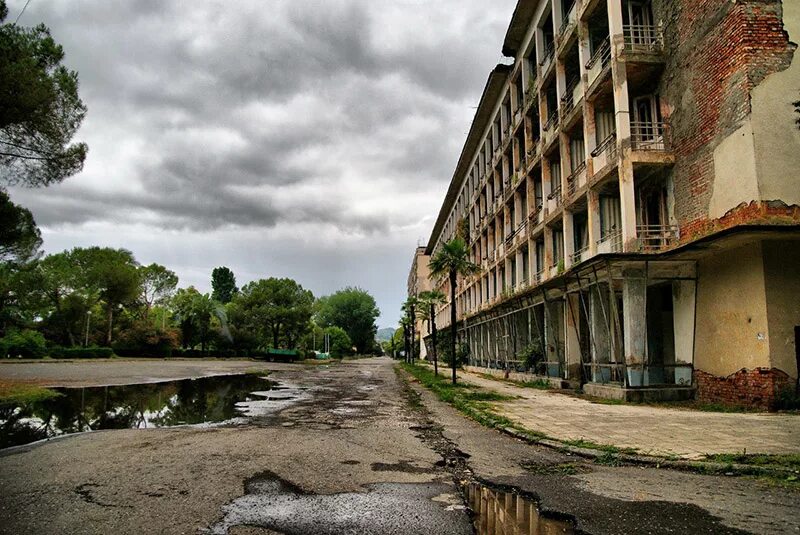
[694,367,793,410]
[656,0,794,228]
[679,200,800,243]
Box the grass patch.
[0,383,62,405]
[400,362,530,434]
[520,461,589,475]
[478,372,552,391]
[561,438,638,455]
[703,453,800,471]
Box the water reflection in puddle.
[465,482,574,534]
[0,374,282,449]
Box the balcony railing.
[560,78,581,117]
[547,185,563,207]
[585,37,612,72]
[543,110,559,132]
[630,122,669,151]
[637,224,678,251]
[558,1,577,38]
[533,268,545,284]
[566,161,587,195]
[597,229,623,253]
[539,40,555,70]
[591,133,617,173]
[623,24,663,53]
[569,245,589,265]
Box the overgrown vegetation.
[0,383,61,405]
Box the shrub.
[112,321,178,359]
[49,346,114,359]
[776,387,800,411]
[0,330,47,359]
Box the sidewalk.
[457,369,800,460]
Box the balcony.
[623,24,663,54]
[533,268,545,284]
[630,122,669,151]
[539,41,556,76]
[529,201,545,226]
[560,78,583,122]
[525,74,538,107]
[591,133,617,176]
[585,38,612,91]
[597,229,623,254]
[547,185,563,213]
[558,1,578,42]
[542,110,560,147]
[569,245,590,265]
[566,161,588,196]
[637,225,678,252]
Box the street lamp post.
[85,310,92,347]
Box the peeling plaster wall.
[752,1,800,205]
[709,122,759,218]
[695,241,771,377]
[762,240,800,378]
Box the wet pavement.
[0,357,797,534]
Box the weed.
[0,383,62,405]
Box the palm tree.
[399,315,411,363]
[402,296,419,364]
[428,238,480,384]
[418,290,446,376]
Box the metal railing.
[547,185,562,206]
[637,224,678,251]
[585,37,611,71]
[543,110,559,131]
[560,78,581,116]
[539,40,555,69]
[569,245,589,265]
[533,268,545,283]
[591,133,617,157]
[566,161,587,195]
[630,121,669,151]
[597,229,623,253]
[623,24,663,53]
[558,1,577,37]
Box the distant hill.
[375,327,395,342]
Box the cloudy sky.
[6,0,516,327]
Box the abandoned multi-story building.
[417,0,799,408]
[407,245,432,359]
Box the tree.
[139,263,178,320]
[324,326,352,358]
[316,287,380,354]
[0,1,88,187]
[418,290,446,376]
[70,247,140,345]
[172,287,226,352]
[428,238,480,384]
[402,296,419,364]
[0,189,41,263]
[233,278,314,350]
[211,266,237,304]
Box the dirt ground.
[0,358,797,534]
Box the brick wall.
[656,0,794,229]
[679,200,800,243]
[694,367,793,410]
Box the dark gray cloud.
[5,0,516,324]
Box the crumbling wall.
[694,367,792,410]
[652,0,796,230]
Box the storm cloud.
[5,0,516,326]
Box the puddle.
[205,471,472,535]
[464,482,574,534]
[0,374,292,449]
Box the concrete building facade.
[407,246,432,360]
[420,0,800,408]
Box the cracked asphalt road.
[0,357,797,534]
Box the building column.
[587,189,601,256]
[563,210,575,267]
[590,284,611,382]
[622,266,647,386]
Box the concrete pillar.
[542,155,553,200]
[590,284,611,382]
[565,293,583,380]
[544,227,555,278]
[563,210,575,267]
[607,0,631,143]
[622,266,647,386]
[618,157,638,250]
[587,189,601,256]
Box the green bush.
[49,346,114,359]
[0,330,47,358]
[776,386,800,411]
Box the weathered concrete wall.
[752,1,800,205]
[694,241,770,377]
[654,0,796,230]
[762,240,800,378]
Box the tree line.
[0,249,381,359]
